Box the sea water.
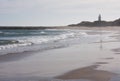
[0,28,115,55]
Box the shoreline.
[0,27,120,81]
[0,26,120,30]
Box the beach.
[0,26,120,81]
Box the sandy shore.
[0,26,120,81]
[56,65,116,81]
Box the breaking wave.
[0,29,90,55]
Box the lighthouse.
[98,14,101,22]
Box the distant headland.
[0,14,120,30]
[0,26,60,30]
[68,14,120,27]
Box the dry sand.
[56,65,116,81]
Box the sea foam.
[0,29,90,55]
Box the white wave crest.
[0,42,32,50]
[25,31,87,44]
[0,31,88,51]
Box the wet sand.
[102,57,114,60]
[0,27,120,81]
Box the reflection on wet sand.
[0,52,32,62]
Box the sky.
[0,0,120,26]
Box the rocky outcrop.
[68,18,120,27]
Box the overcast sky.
[0,0,120,26]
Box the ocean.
[0,28,104,55]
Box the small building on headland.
[68,15,120,27]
